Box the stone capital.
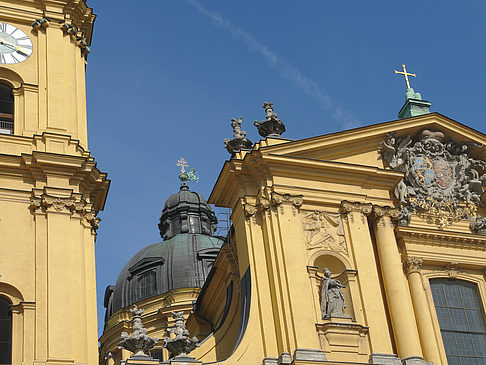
[373,205,399,219]
[403,257,423,276]
[243,203,259,218]
[30,191,101,232]
[270,191,303,209]
[340,201,372,215]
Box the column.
[341,202,395,355]
[373,206,423,361]
[403,257,441,364]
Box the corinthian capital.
[403,257,423,275]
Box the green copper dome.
[104,183,223,320]
[110,233,223,313]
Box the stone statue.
[163,311,198,359]
[118,305,158,357]
[320,268,346,319]
[254,102,286,138]
[224,116,253,155]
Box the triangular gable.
[256,113,486,169]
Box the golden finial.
[395,64,416,89]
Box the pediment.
[258,113,486,169]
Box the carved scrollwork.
[373,206,399,228]
[340,201,373,224]
[438,262,462,278]
[340,201,373,215]
[403,257,423,276]
[30,193,101,232]
[270,192,303,208]
[381,130,484,228]
[243,203,259,218]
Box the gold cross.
[177,157,188,173]
[395,64,416,89]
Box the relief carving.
[381,129,485,228]
[30,193,101,232]
[439,262,462,278]
[302,211,346,253]
[403,257,423,276]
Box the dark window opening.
[0,84,13,135]
[0,296,12,365]
[138,271,157,300]
[430,279,486,364]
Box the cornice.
[0,1,95,45]
[0,149,109,211]
[254,113,486,161]
[209,149,403,210]
[396,225,486,247]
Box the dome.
[158,183,218,239]
[111,233,223,313]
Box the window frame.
[424,272,486,365]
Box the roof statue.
[163,311,199,359]
[380,129,486,229]
[224,116,253,155]
[394,64,431,118]
[118,306,158,357]
[254,102,286,138]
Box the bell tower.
[0,2,108,365]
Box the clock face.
[0,23,33,64]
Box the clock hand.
[0,38,29,55]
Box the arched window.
[0,296,12,365]
[0,83,13,135]
[430,278,486,364]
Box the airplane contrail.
[186,0,361,129]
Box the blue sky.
[87,1,486,336]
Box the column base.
[262,357,278,365]
[370,354,432,365]
[293,348,327,362]
[401,356,432,365]
[369,353,402,365]
[278,352,291,365]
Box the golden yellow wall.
[0,2,107,365]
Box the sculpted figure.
[320,268,346,319]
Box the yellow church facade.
[0,1,485,365]
[100,107,486,365]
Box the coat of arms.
[380,129,486,228]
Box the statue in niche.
[320,268,346,319]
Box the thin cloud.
[187,0,361,129]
